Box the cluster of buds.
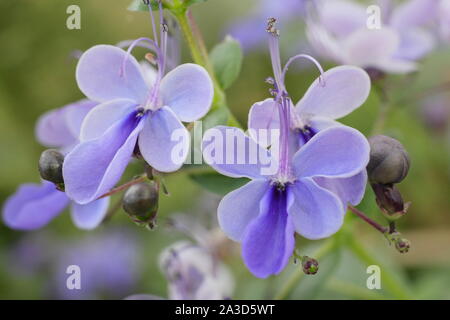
[367,135,412,253]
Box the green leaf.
[210,36,243,90]
[185,0,208,6]
[189,171,249,196]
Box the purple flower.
[228,0,306,51]
[63,22,213,204]
[2,100,110,230]
[159,241,234,300]
[202,22,370,278]
[53,230,140,299]
[307,0,438,73]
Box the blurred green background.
[0,0,449,299]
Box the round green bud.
[123,182,159,222]
[367,135,410,185]
[38,149,65,185]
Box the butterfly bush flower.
[202,21,370,277]
[63,11,214,204]
[307,0,438,74]
[2,100,111,230]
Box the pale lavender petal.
[306,22,346,63]
[373,58,418,74]
[248,99,280,147]
[80,99,137,142]
[63,100,98,139]
[202,126,276,179]
[35,105,77,148]
[76,45,148,104]
[440,1,450,42]
[138,107,189,172]
[307,117,341,131]
[343,28,400,67]
[140,61,158,88]
[296,66,370,120]
[319,0,367,37]
[218,179,270,241]
[288,178,344,240]
[394,29,435,61]
[64,114,144,204]
[3,181,69,230]
[70,197,110,230]
[390,0,438,29]
[242,187,295,278]
[292,126,370,179]
[160,63,214,122]
[314,170,367,207]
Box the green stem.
[371,84,390,135]
[274,238,336,300]
[173,8,240,126]
[347,237,412,300]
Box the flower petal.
[63,100,98,140]
[343,27,400,67]
[288,178,344,240]
[248,98,280,147]
[138,107,189,172]
[242,187,295,278]
[314,170,367,207]
[64,113,144,204]
[36,100,97,152]
[394,29,435,61]
[3,181,69,230]
[319,0,367,37]
[160,63,214,122]
[372,58,418,74]
[218,179,270,241]
[390,0,439,30]
[71,197,110,230]
[202,126,276,179]
[80,99,137,142]
[292,126,370,179]
[296,65,370,120]
[308,116,341,131]
[76,45,148,104]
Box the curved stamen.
[282,54,326,87]
[145,0,159,46]
[120,37,161,79]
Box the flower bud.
[38,149,64,185]
[395,238,411,254]
[123,181,159,223]
[367,135,410,185]
[301,256,319,275]
[371,183,410,221]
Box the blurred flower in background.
[420,93,450,135]
[7,229,141,299]
[306,0,438,73]
[227,0,307,52]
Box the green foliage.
[189,171,249,195]
[210,36,243,90]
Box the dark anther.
[266,17,279,36]
[38,149,65,185]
